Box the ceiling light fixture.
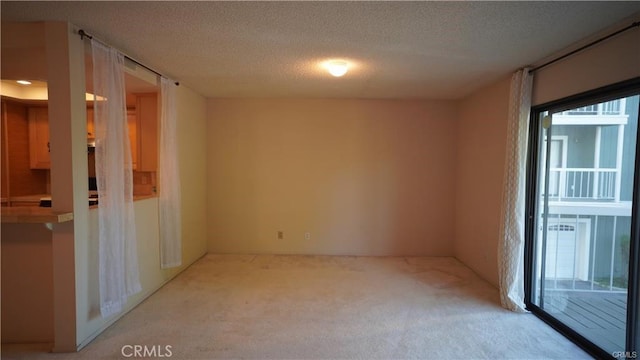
[326,61,348,77]
[16,80,32,85]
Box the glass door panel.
[531,94,639,354]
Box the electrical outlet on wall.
[304,232,311,240]
[277,231,284,240]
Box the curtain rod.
[78,29,179,86]
[529,21,640,74]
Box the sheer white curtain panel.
[159,77,182,269]
[498,68,533,313]
[92,40,141,318]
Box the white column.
[618,98,626,115]
[593,126,601,199]
[615,124,624,202]
[596,102,603,116]
[45,21,87,352]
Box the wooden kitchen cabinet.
[127,110,137,169]
[28,97,155,172]
[87,107,138,169]
[86,107,94,140]
[135,94,158,172]
[28,107,50,169]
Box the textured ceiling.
[2,1,639,99]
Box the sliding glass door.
[526,79,640,358]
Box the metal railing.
[560,99,626,116]
[546,168,619,201]
[539,214,629,294]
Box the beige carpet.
[2,254,589,359]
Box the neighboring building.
[542,95,639,291]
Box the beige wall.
[0,22,47,81]
[77,200,163,346]
[0,21,85,350]
[3,16,635,350]
[1,21,208,351]
[176,85,209,262]
[47,21,88,351]
[1,224,54,343]
[453,20,640,287]
[208,99,457,256]
[76,85,208,348]
[454,76,511,287]
[533,23,640,105]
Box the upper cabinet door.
[87,107,138,170]
[28,107,50,169]
[86,107,95,140]
[128,109,137,170]
[136,94,158,172]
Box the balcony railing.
[547,168,619,201]
[538,214,629,294]
[560,99,626,116]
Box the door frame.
[524,77,640,359]
[542,135,569,198]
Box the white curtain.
[498,68,533,312]
[159,77,182,269]
[92,40,141,318]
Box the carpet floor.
[2,254,590,359]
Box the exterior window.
[526,79,640,358]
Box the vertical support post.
[609,216,618,291]
[45,21,87,352]
[590,215,598,291]
[615,124,624,202]
[572,215,579,288]
[625,95,639,355]
[539,117,554,307]
[593,126,601,199]
[618,98,626,116]
[597,102,603,115]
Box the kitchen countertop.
[7,194,47,203]
[1,207,74,224]
[2,194,157,223]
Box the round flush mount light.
[326,60,348,77]
[16,80,32,85]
